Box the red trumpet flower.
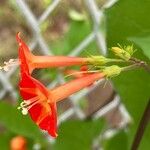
[16,33,92,74]
[18,72,105,137]
[18,73,57,137]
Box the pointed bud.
[125,44,136,55]
[111,45,135,61]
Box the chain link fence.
[0,0,131,148]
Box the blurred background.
[0,0,150,150]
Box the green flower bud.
[125,45,136,56]
[89,56,110,65]
[111,47,131,61]
[102,65,122,78]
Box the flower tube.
[16,33,92,74]
[18,72,105,137]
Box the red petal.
[19,73,57,137]
[16,32,33,75]
[39,102,57,137]
[19,73,48,99]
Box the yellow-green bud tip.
[111,47,122,53]
[111,46,131,61]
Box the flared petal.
[19,73,57,137]
[39,102,57,137]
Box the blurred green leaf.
[0,131,39,150]
[112,45,150,150]
[0,132,12,150]
[51,17,104,56]
[103,130,128,150]
[53,119,105,150]
[51,21,91,55]
[129,36,150,59]
[43,0,52,7]
[106,0,150,43]
[0,102,46,144]
[106,0,150,149]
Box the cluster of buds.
[0,33,137,138]
[111,44,136,61]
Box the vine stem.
[130,57,150,73]
[131,98,150,150]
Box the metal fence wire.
[0,0,131,147]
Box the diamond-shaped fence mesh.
[0,0,131,146]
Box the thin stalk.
[121,64,139,72]
[131,99,150,150]
[107,58,126,63]
[65,70,99,78]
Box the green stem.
[107,58,126,63]
[121,64,139,72]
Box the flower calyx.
[101,65,122,78]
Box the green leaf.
[106,0,150,42]
[0,131,39,150]
[0,132,12,150]
[129,36,150,59]
[106,0,150,149]
[112,50,150,148]
[53,119,105,150]
[51,21,93,55]
[0,102,45,144]
[103,130,128,150]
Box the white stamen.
[3,66,9,72]
[0,59,19,72]
[9,59,15,63]
[18,96,46,115]
[22,108,28,115]
[4,61,8,65]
